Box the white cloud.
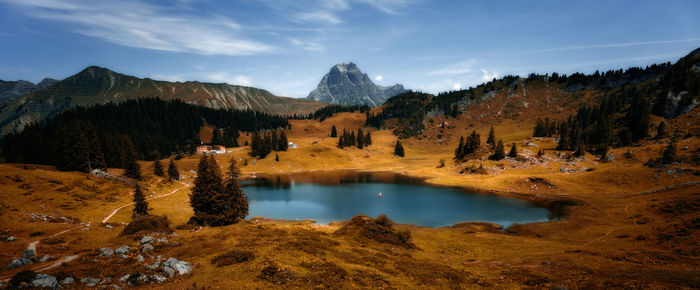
[206,72,253,86]
[481,69,499,82]
[452,83,461,90]
[429,59,475,75]
[356,0,416,15]
[289,38,326,52]
[151,74,185,82]
[294,11,342,24]
[374,75,383,81]
[0,0,276,56]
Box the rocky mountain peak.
[307,62,406,107]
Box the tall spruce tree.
[330,125,337,137]
[508,143,518,158]
[394,140,405,157]
[121,135,141,180]
[153,159,164,177]
[222,158,249,223]
[455,136,465,160]
[489,140,505,160]
[132,184,149,216]
[364,131,372,145]
[486,126,496,147]
[167,159,179,181]
[189,155,224,226]
[661,138,677,165]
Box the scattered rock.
[61,276,75,284]
[137,254,144,262]
[150,274,167,284]
[31,273,59,289]
[120,254,127,259]
[156,238,168,243]
[81,277,101,287]
[105,224,114,229]
[115,245,130,254]
[22,249,36,260]
[163,266,175,278]
[171,232,177,237]
[8,257,32,269]
[525,142,537,147]
[606,153,614,162]
[140,236,154,245]
[118,274,130,282]
[100,247,114,257]
[6,236,16,241]
[142,243,154,252]
[162,257,192,276]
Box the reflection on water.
[242,170,557,228]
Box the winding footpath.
[1,181,190,282]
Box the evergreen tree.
[153,159,164,177]
[279,131,289,151]
[84,122,106,170]
[661,138,677,165]
[454,136,465,160]
[508,143,518,158]
[211,127,222,145]
[132,184,149,216]
[189,155,224,226]
[489,140,505,160]
[656,121,667,139]
[275,154,279,162]
[357,128,364,149]
[537,148,544,158]
[486,126,496,147]
[330,125,337,137]
[394,140,405,157]
[220,158,248,224]
[167,159,180,181]
[573,143,586,157]
[121,135,141,180]
[364,131,372,145]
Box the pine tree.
[211,127,222,145]
[486,126,496,147]
[656,121,667,139]
[364,131,372,145]
[153,159,164,177]
[279,131,288,151]
[121,135,141,180]
[275,154,279,162]
[508,143,518,158]
[537,148,544,158]
[661,138,677,165]
[189,155,224,226]
[221,158,249,223]
[84,122,105,170]
[455,136,465,160]
[394,140,405,157]
[167,159,179,181]
[489,140,505,160]
[132,184,149,216]
[357,128,364,149]
[330,125,337,137]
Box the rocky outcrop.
[0,78,57,103]
[307,62,406,106]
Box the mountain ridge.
[0,66,325,134]
[307,62,406,106]
[0,78,58,103]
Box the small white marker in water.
[377,192,383,198]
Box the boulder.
[22,249,36,260]
[31,273,59,289]
[100,247,114,257]
[115,245,130,254]
[7,236,16,241]
[162,258,191,276]
[142,244,154,252]
[163,266,175,278]
[8,257,32,269]
[61,276,75,284]
[120,254,127,259]
[137,254,144,262]
[150,274,167,284]
[140,236,154,245]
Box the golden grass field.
[0,109,698,288]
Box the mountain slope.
[0,66,324,134]
[307,62,406,107]
[0,78,57,103]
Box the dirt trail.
[1,181,191,281]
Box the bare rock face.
[307,62,406,107]
[0,78,57,103]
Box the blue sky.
[1,0,699,98]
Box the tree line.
[337,127,372,149]
[249,130,288,158]
[2,98,288,171]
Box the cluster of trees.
[2,98,289,169]
[293,104,371,122]
[189,155,249,226]
[532,117,559,137]
[211,127,240,147]
[153,158,180,181]
[365,91,431,138]
[249,130,288,158]
[454,130,480,160]
[337,128,372,149]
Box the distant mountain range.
[307,62,406,107]
[0,78,57,103]
[0,66,325,134]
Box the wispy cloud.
[206,72,254,86]
[290,38,326,52]
[0,0,276,56]
[480,69,498,82]
[428,59,475,75]
[357,0,416,15]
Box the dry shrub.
[29,231,44,237]
[300,261,348,287]
[281,230,340,255]
[211,249,255,267]
[120,215,172,236]
[43,238,65,245]
[395,258,469,285]
[258,263,296,285]
[335,214,415,248]
[10,270,37,287]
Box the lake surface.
[242,171,557,228]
